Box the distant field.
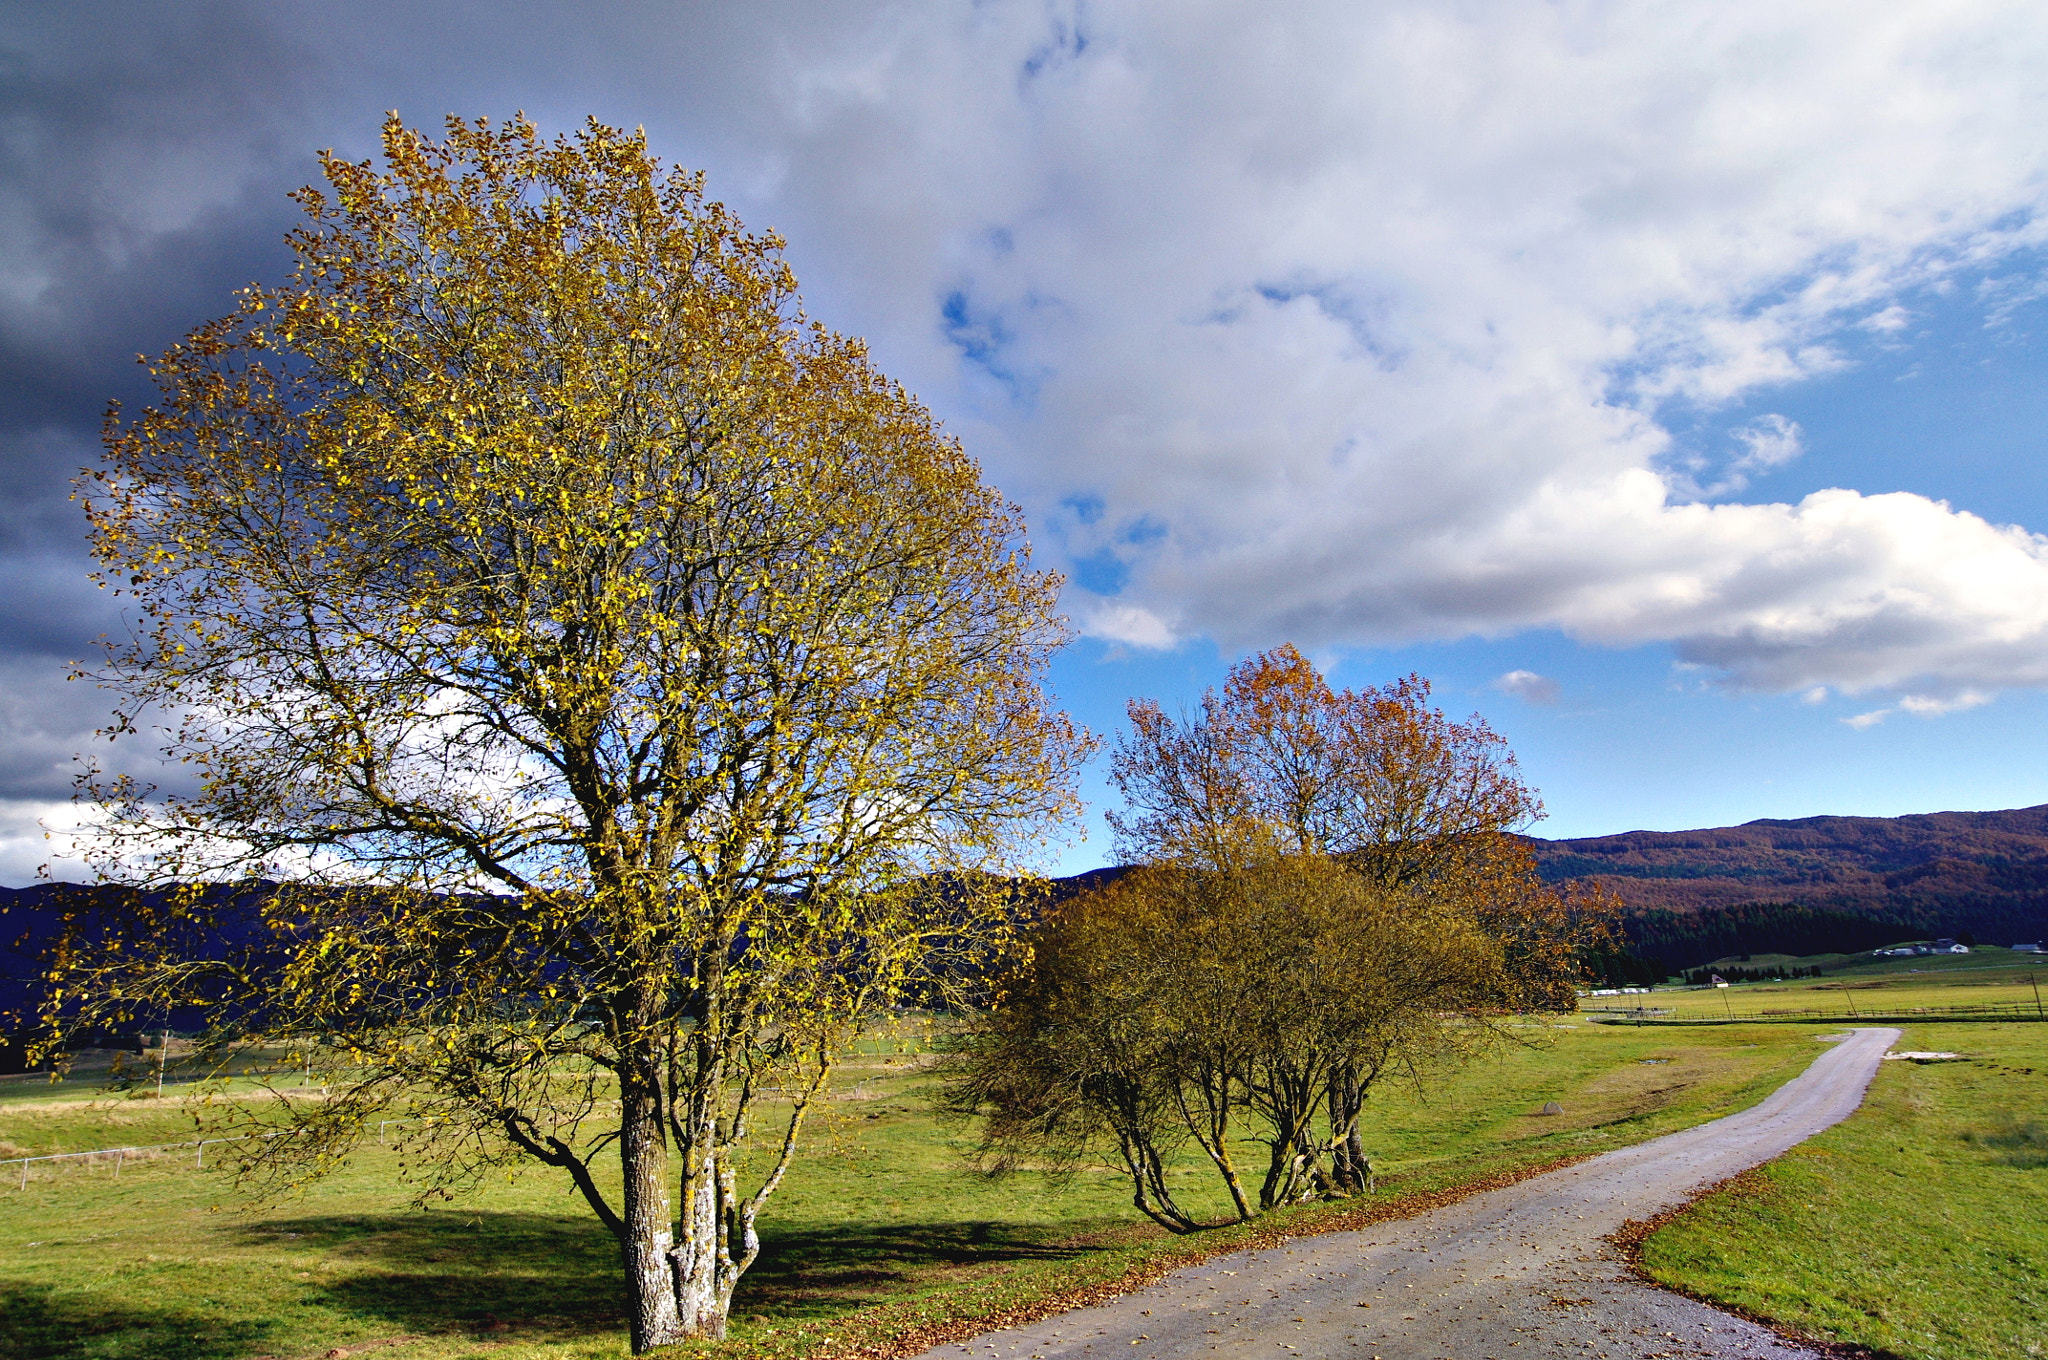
[1699,944,2047,979]
[1642,1020,2046,1360]
[1584,945,2048,1023]
[0,1018,1848,1360]
[7,954,2032,1360]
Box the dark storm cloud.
[0,3,327,852]
[0,3,316,559]
[0,5,315,406]
[0,0,837,518]
[0,0,849,605]
[0,0,835,877]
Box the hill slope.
[1527,805,2048,967]
[10,806,2048,1031]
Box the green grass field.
[1585,945,2048,1023]
[1640,1020,2047,1360]
[0,1019,1844,1360]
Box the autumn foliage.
[952,647,1608,1225]
[1108,646,1601,1017]
[62,114,1087,1349]
[1110,647,1537,879]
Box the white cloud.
[1800,686,1828,704]
[1493,669,1561,705]
[1073,598,1178,650]
[10,0,2048,869]
[1836,691,1990,729]
[693,1,2048,704]
[1727,414,1804,479]
[1898,691,1992,718]
[0,797,110,884]
[1664,413,1803,499]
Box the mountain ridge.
[1523,803,2048,967]
[9,805,2048,1027]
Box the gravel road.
[916,1026,1900,1360]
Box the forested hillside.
[1,881,287,1050]
[1526,805,2048,968]
[11,804,2048,1032]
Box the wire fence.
[0,1071,231,1097]
[2,1055,322,1095]
[1583,999,2048,1024]
[2,1129,302,1190]
[1,1116,470,1191]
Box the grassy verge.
[1587,948,2048,1024]
[0,1019,1845,1360]
[1637,1021,2047,1360]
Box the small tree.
[1104,646,1599,1190]
[59,114,1087,1348]
[1109,645,1540,883]
[950,850,1517,1229]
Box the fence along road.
[911,1027,1901,1360]
[1,1129,311,1189]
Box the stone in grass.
[1539,1101,1565,1116]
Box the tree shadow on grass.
[733,1219,1116,1321]
[225,1211,1119,1337]
[236,1210,625,1343]
[1975,1118,2048,1169]
[0,1283,272,1360]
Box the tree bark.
[673,1118,730,1340]
[1328,1066,1369,1193]
[618,1070,686,1352]
[1110,1125,1201,1233]
[1176,1072,1254,1222]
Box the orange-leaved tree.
[1110,644,1539,882]
[59,114,1088,1349]
[948,849,1519,1229]
[1107,645,1603,1191]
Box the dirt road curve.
[917,1027,1900,1360]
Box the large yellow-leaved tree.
[62,114,1087,1349]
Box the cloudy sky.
[6,1,2048,880]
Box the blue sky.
[5,3,2048,881]
[1047,637,2048,875]
[1039,246,2048,873]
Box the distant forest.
[1526,804,2048,971]
[12,805,2048,1028]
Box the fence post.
[18,1160,25,1190]
[114,1148,123,1179]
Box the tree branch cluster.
[948,646,1610,1229]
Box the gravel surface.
[915,1026,1900,1360]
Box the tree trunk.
[1176,1072,1254,1222]
[1111,1126,1201,1233]
[1257,1068,1327,1209]
[618,1073,687,1352]
[1328,1066,1369,1193]
[673,1113,734,1340]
